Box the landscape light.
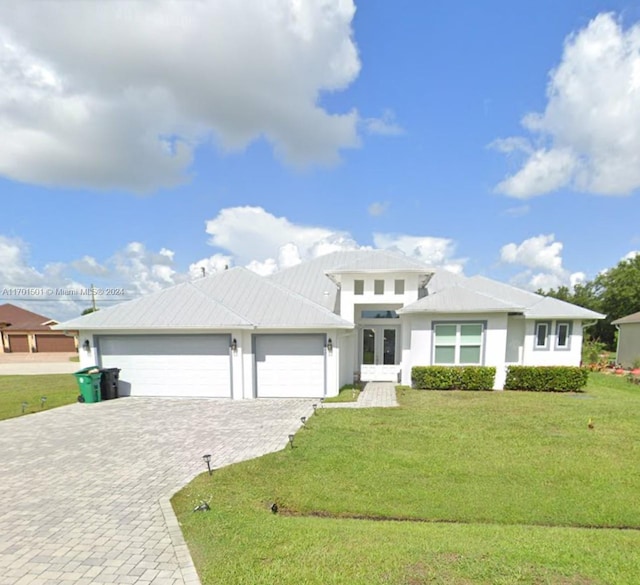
[21,402,28,414]
[300,416,307,427]
[288,434,295,448]
[312,403,317,413]
[40,396,47,409]
[202,453,212,476]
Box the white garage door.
[98,335,232,398]
[255,334,325,398]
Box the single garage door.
[255,334,325,398]
[35,334,77,352]
[8,334,29,353]
[98,335,232,398]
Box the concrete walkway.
[324,381,398,409]
[0,397,314,585]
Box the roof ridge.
[263,272,352,325]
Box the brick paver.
[0,397,314,584]
[324,382,398,408]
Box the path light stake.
[40,396,47,409]
[21,402,28,414]
[320,397,325,409]
[312,403,317,413]
[202,453,212,476]
[300,416,307,427]
[288,434,295,449]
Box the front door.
[360,326,400,382]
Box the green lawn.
[172,373,640,584]
[0,374,78,421]
[323,384,361,403]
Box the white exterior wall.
[402,313,509,389]
[521,319,583,366]
[82,328,340,399]
[615,323,640,368]
[338,272,422,323]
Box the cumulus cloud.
[500,234,585,290]
[373,233,466,273]
[494,13,640,198]
[0,0,361,192]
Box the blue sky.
[1,0,639,320]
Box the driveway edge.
[159,496,202,585]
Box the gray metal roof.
[400,286,522,314]
[466,276,604,320]
[523,296,604,319]
[611,311,640,325]
[270,249,433,310]
[55,267,352,331]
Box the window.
[555,322,571,349]
[374,279,384,295]
[394,279,405,295]
[361,310,399,319]
[434,322,483,365]
[354,280,364,295]
[534,321,551,349]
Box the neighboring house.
[0,304,77,353]
[612,311,640,368]
[55,250,604,398]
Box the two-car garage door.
[98,335,232,398]
[255,334,325,398]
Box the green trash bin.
[73,367,102,403]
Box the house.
[0,304,77,353]
[612,311,640,368]
[55,250,604,398]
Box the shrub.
[504,366,588,392]
[411,366,496,391]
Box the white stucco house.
[56,250,604,398]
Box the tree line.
[537,254,640,348]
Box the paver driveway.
[0,397,314,585]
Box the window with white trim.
[555,322,571,349]
[534,321,551,350]
[354,280,364,295]
[374,279,384,295]
[394,279,405,295]
[434,322,484,365]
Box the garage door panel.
[255,335,325,398]
[35,334,76,352]
[98,335,231,398]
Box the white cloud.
[0,0,361,191]
[500,234,563,272]
[622,250,639,261]
[71,256,109,276]
[363,109,405,136]
[373,233,466,273]
[368,201,389,216]
[500,234,586,291]
[188,254,233,280]
[494,13,640,197]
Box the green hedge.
[504,366,589,392]
[411,366,496,391]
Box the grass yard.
[172,373,640,584]
[323,383,361,403]
[0,374,78,421]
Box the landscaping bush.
[411,366,496,391]
[504,366,588,392]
